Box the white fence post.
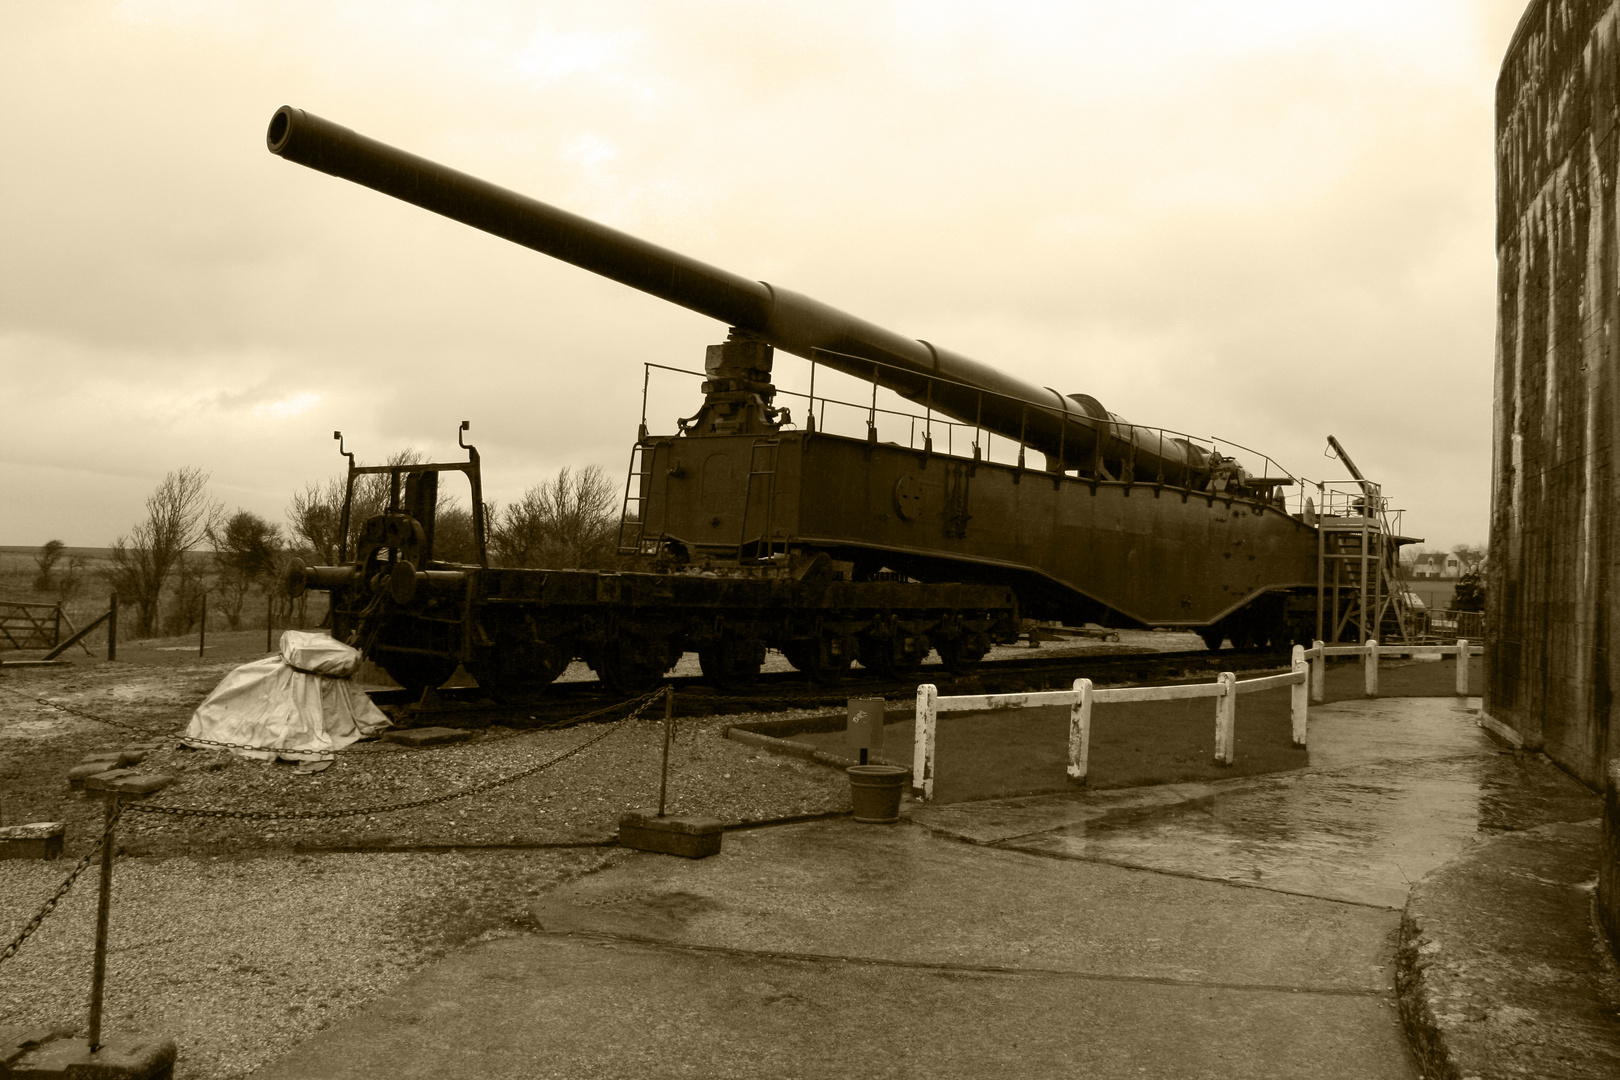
[1310,639,1325,703]
[1455,638,1470,695]
[1067,678,1093,785]
[1214,671,1236,764]
[1363,638,1379,698]
[1290,644,1308,746]
[914,683,938,802]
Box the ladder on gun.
[617,441,660,557]
[737,438,781,562]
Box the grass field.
[0,547,327,652]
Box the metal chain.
[678,684,863,707]
[0,802,125,968]
[172,690,657,757]
[124,688,664,822]
[1,681,654,759]
[0,685,169,736]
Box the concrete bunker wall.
[1493,0,1620,950]
[1491,0,1620,785]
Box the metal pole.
[107,594,117,662]
[266,592,274,653]
[87,793,119,1052]
[656,686,674,817]
[198,590,207,658]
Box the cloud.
[2,1,1521,550]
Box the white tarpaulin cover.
[184,631,391,761]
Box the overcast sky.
[3,0,1526,551]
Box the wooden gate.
[0,601,62,650]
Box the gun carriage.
[270,106,1326,696]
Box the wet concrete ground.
[914,697,1596,910]
[253,696,1601,1079]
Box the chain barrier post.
[620,686,723,858]
[87,791,119,1051]
[657,685,674,818]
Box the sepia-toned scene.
[4,3,1618,1078]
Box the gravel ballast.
[1,657,856,1079]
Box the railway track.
[370,645,1299,729]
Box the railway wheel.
[698,635,766,690]
[857,633,926,679]
[593,637,674,695]
[469,640,572,702]
[935,633,989,675]
[783,635,854,685]
[378,653,458,696]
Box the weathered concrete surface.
[915,699,1600,908]
[257,822,1414,1080]
[246,699,1610,1078]
[254,933,1408,1080]
[1398,820,1620,1080]
[1490,0,1620,789]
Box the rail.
[1419,609,1485,643]
[1301,638,1482,701]
[910,638,1486,800]
[638,358,1313,508]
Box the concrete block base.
[618,810,724,859]
[0,823,65,860]
[82,773,173,799]
[67,765,122,792]
[382,727,470,747]
[0,1030,176,1080]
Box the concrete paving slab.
[530,820,1399,992]
[253,934,1413,1080]
[1303,698,1495,772]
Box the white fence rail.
[913,647,1311,801]
[911,638,1485,801]
[1302,638,1483,702]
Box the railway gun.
[269,105,1353,697]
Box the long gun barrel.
[267,105,1207,481]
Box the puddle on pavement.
[980,701,1601,910]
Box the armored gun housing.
[270,105,1327,694]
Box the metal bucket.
[846,764,910,823]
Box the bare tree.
[287,451,429,564]
[491,465,619,570]
[103,468,222,638]
[430,498,490,564]
[286,476,346,564]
